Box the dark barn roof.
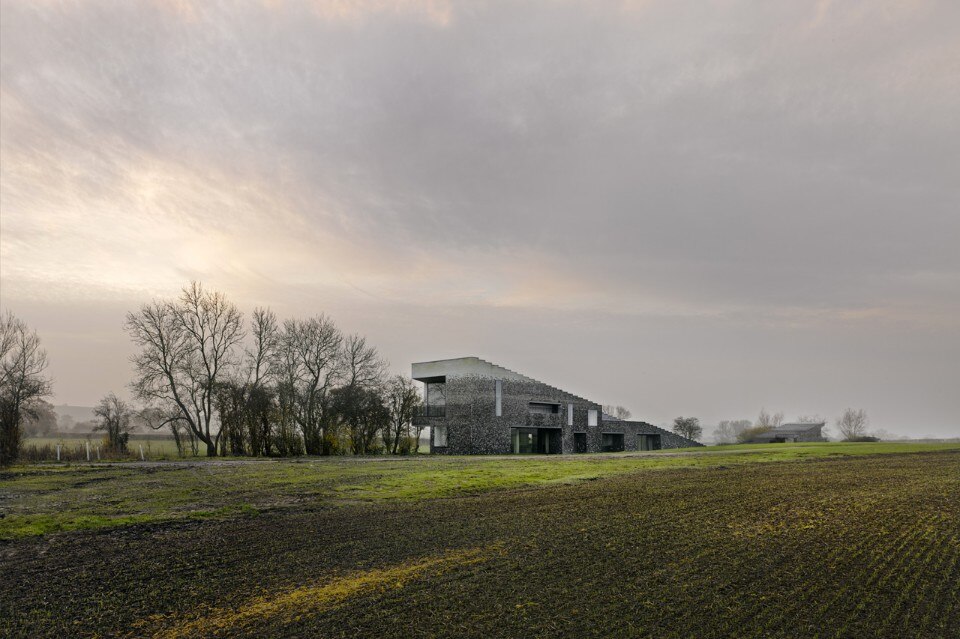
[748,422,826,442]
[771,422,826,435]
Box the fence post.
[140,444,145,461]
[86,441,91,462]
[56,444,61,462]
[96,445,101,461]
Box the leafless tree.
[836,408,869,441]
[735,409,785,443]
[384,375,421,454]
[603,405,632,420]
[276,315,343,454]
[125,282,245,457]
[247,307,279,387]
[233,311,280,456]
[342,334,388,389]
[672,416,702,441]
[326,334,389,454]
[0,312,52,465]
[93,393,134,452]
[755,408,785,430]
[140,406,197,456]
[22,400,58,437]
[713,419,751,444]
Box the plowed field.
[2,448,958,638]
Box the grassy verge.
[1,441,958,540]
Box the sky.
[1,0,958,437]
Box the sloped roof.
[411,356,595,404]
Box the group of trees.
[126,282,423,457]
[709,408,872,443]
[0,312,53,465]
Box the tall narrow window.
[588,409,598,427]
[495,379,502,417]
[567,403,574,426]
[434,425,447,447]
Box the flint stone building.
[412,357,702,455]
[747,422,828,443]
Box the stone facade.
[413,357,703,455]
[748,422,827,443]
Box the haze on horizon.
[1,0,958,438]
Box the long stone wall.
[428,375,703,454]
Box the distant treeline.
[2,284,426,465]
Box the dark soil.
[2,452,958,638]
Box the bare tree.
[247,307,279,387]
[755,408,784,430]
[326,335,389,454]
[384,375,421,454]
[93,393,134,452]
[140,406,197,456]
[125,282,245,457]
[22,400,58,437]
[713,419,751,444]
[277,315,343,455]
[603,405,632,420]
[735,409,785,443]
[836,408,869,441]
[672,416,702,441]
[0,312,53,465]
[342,334,388,389]
[238,310,279,456]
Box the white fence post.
[86,441,91,462]
[139,444,145,461]
[56,444,61,462]
[96,445,101,461]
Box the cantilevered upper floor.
[412,356,536,384]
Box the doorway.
[574,432,587,453]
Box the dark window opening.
[574,432,587,454]
[637,434,661,451]
[512,427,562,454]
[601,433,624,452]
[528,402,560,415]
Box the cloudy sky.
[1,0,958,437]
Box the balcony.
[413,405,446,425]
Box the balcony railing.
[413,405,446,425]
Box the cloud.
[1,0,958,432]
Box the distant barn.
[747,422,827,443]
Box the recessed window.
[495,380,502,417]
[567,403,574,426]
[528,402,560,415]
[434,425,447,447]
[601,432,624,452]
[588,409,598,427]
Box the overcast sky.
[1,0,958,437]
